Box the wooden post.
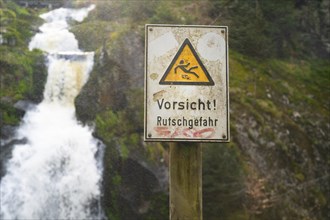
[170,142,202,220]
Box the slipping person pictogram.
[174,60,199,79]
[159,38,214,85]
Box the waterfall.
[0,5,105,220]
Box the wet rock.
[0,138,27,179]
[75,53,129,123]
[293,111,301,118]
[0,96,13,105]
[106,31,144,89]
[1,125,17,140]
[120,158,159,213]
[101,141,167,220]
[14,100,36,113]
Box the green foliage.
[102,143,122,220]
[72,21,113,51]
[1,109,20,125]
[1,111,19,125]
[146,1,211,25]
[142,192,169,220]
[0,48,44,102]
[78,0,329,59]
[208,0,329,58]
[0,101,22,125]
[95,106,142,159]
[95,110,120,139]
[0,2,45,129]
[0,1,38,46]
[203,142,246,220]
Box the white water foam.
[0,4,105,220]
[29,5,95,53]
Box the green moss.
[311,188,327,207]
[294,173,305,182]
[72,20,114,51]
[228,211,249,220]
[1,111,20,125]
[241,97,265,125]
[229,52,254,91]
[112,174,122,186]
[255,99,282,118]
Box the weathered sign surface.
[145,24,229,142]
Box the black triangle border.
[159,38,215,86]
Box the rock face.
[75,28,168,219]
[106,31,144,89]
[75,52,128,122]
[0,136,27,178]
[13,100,36,112]
[75,31,144,122]
[120,158,160,214]
[101,142,166,220]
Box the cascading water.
[0,5,106,220]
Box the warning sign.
[160,38,214,85]
[145,24,229,142]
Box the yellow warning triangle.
[160,38,214,85]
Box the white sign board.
[144,25,229,142]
